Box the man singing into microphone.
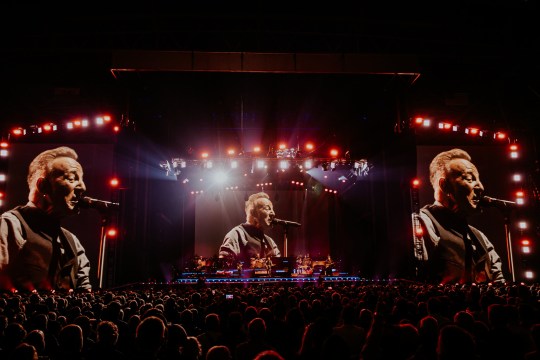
[218,192,281,264]
[417,148,505,284]
[0,146,92,292]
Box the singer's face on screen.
[445,158,484,215]
[45,157,86,217]
[253,198,275,229]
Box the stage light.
[513,174,522,182]
[201,152,209,159]
[103,115,112,122]
[521,239,531,246]
[212,170,228,184]
[12,127,25,136]
[329,149,339,157]
[256,159,266,169]
[109,178,120,187]
[66,122,74,130]
[253,146,261,153]
[107,228,118,237]
[0,142,8,148]
[0,150,8,157]
[413,117,424,126]
[305,142,314,151]
[113,126,120,132]
[509,144,519,159]
[304,159,314,169]
[42,123,57,132]
[81,119,89,127]
[494,131,507,140]
[0,174,5,182]
[96,117,105,125]
[279,160,289,170]
[525,271,534,279]
[518,221,528,229]
[278,143,287,150]
[438,122,452,130]
[227,149,235,156]
[465,127,482,136]
[411,178,421,188]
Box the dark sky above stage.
[0,3,539,154]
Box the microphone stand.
[503,210,516,283]
[96,213,112,289]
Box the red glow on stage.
[278,143,287,150]
[107,228,117,237]
[521,239,531,246]
[414,117,424,125]
[305,143,314,151]
[411,178,421,188]
[329,149,339,157]
[253,146,261,153]
[516,191,524,198]
[109,178,120,187]
[415,228,424,236]
[113,126,120,132]
[201,152,209,158]
[103,115,112,122]
[494,131,507,140]
[510,144,519,151]
[0,142,8,148]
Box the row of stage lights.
[7,115,119,139]
[411,116,512,142]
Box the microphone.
[272,218,301,227]
[78,196,120,212]
[479,195,516,210]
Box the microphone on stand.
[479,195,516,210]
[78,196,120,212]
[272,218,301,227]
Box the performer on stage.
[417,148,505,284]
[265,255,273,276]
[218,192,281,264]
[0,146,92,292]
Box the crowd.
[0,280,540,359]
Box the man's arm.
[219,228,241,259]
[71,234,92,290]
[0,212,25,271]
[477,231,505,283]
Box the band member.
[417,148,505,284]
[219,192,281,263]
[236,261,243,276]
[0,146,92,292]
[265,255,273,276]
[325,254,334,276]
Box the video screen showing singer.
[218,192,281,264]
[0,146,92,292]
[416,148,506,284]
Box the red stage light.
[0,142,8,148]
[103,115,112,122]
[329,149,339,157]
[113,126,120,132]
[438,122,452,130]
[305,143,314,151]
[414,117,424,125]
[278,143,287,150]
[12,127,24,136]
[411,178,421,188]
[510,144,519,151]
[516,191,524,198]
[494,132,507,140]
[521,239,531,246]
[107,228,117,237]
[415,228,424,236]
[109,178,120,187]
